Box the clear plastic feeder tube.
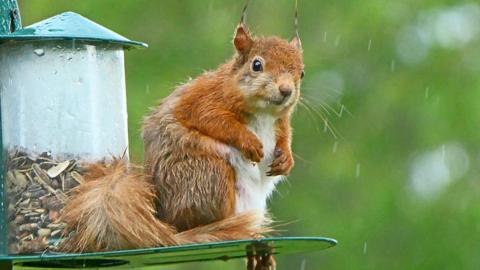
[0,40,129,254]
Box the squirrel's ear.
[290,36,302,51]
[234,24,253,54]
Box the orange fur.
[60,22,303,253]
[173,69,265,163]
[60,160,177,252]
[60,159,268,252]
[269,115,294,176]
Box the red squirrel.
[60,8,304,260]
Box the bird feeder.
[1,0,144,265]
[0,1,336,269]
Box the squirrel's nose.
[279,85,293,97]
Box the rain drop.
[356,163,361,178]
[363,242,367,254]
[368,39,372,51]
[332,141,338,153]
[442,144,446,162]
[425,87,429,99]
[300,259,307,270]
[334,35,341,47]
[390,60,396,72]
[33,49,44,56]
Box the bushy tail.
[60,160,269,253]
[60,160,178,252]
[176,211,271,244]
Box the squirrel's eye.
[252,59,263,72]
[301,71,305,79]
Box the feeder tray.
[0,237,336,269]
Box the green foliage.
[18,0,480,269]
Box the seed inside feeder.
[6,150,85,254]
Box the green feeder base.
[0,236,336,269]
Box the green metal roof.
[0,11,147,48]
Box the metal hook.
[294,0,300,40]
[239,0,250,25]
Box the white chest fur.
[230,114,284,214]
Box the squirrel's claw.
[241,135,264,163]
[267,147,293,176]
[247,147,264,163]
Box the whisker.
[323,118,338,139]
[302,93,353,118]
[302,88,340,100]
[300,97,343,139]
[302,96,332,116]
[300,98,340,139]
[293,152,312,165]
[299,98,324,123]
[298,99,323,135]
[323,101,353,118]
[321,85,344,95]
[338,103,353,117]
[321,101,343,117]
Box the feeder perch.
[0,1,336,269]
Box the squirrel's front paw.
[267,147,293,176]
[240,135,264,163]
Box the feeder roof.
[0,11,147,48]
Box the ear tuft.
[234,23,253,54]
[290,36,302,51]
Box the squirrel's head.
[232,24,304,116]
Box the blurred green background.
[17,0,480,269]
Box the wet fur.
[60,160,269,252]
[60,25,303,252]
[143,28,302,230]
